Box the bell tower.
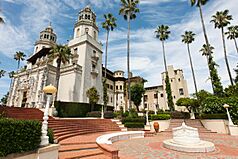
[73,5,98,41]
[34,23,57,54]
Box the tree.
[225,25,238,54]
[200,44,224,97]
[211,10,233,85]
[119,0,140,110]
[155,25,174,111]
[14,51,26,69]
[0,69,5,78]
[190,0,221,94]
[176,97,199,113]
[181,31,198,95]
[102,13,117,78]
[130,83,145,112]
[86,87,100,111]
[102,13,117,111]
[235,64,238,83]
[49,44,72,100]
[1,92,9,105]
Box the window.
[85,14,88,19]
[144,103,147,108]
[111,97,113,103]
[179,88,184,95]
[93,31,96,40]
[85,28,89,34]
[144,95,148,102]
[74,48,78,54]
[40,35,43,39]
[110,85,113,90]
[116,86,118,90]
[171,79,173,82]
[178,78,180,82]
[46,34,49,39]
[120,85,122,90]
[44,34,46,38]
[92,63,96,70]
[160,94,163,98]
[88,15,90,20]
[154,94,158,99]
[107,84,109,89]
[174,96,176,99]
[76,28,80,37]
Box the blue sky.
[0,0,238,99]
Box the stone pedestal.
[163,122,215,152]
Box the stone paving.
[112,132,238,159]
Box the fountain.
[163,122,215,152]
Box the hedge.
[0,118,42,157]
[150,114,171,120]
[199,114,227,119]
[55,101,114,117]
[170,111,190,119]
[86,111,114,119]
[124,122,144,128]
[121,117,145,124]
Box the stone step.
[59,143,98,152]
[59,149,103,159]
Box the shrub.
[47,128,54,144]
[124,122,144,128]
[150,114,171,120]
[121,117,145,124]
[170,111,190,119]
[199,114,227,119]
[86,111,114,119]
[0,118,41,157]
[200,96,225,114]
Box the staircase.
[111,119,127,131]
[1,106,121,159]
[165,119,214,133]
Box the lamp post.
[223,104,234,126]
[40,84,57,146]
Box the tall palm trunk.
[198,4,214,91]
[187,44,198,95]
[221,27,234,85]
[104,30,110,78]
[55,59,61,100]
[17,60,20,69]
[233,39,238,54]
[127,13,131,110]
[162,41,168,72]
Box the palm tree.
[14,51,26,69]
[190,0,220,92]
[0,17,4,24]
[211,10,233,86]
[155,25,174,111]
[49,44,72,100]
[200,44,224,96]
[102,13,117,78]
[0,69,5,78]
[225,25,238,54]
[181,31,198,95]
[119,0,139,110]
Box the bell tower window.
[85,14,88,19]
[76,28,80,37]
[93,31,96,40]
[88,15,90,20]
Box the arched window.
[93,31,96,40]
[85,14,88,19]
[44,34,46,38]
[76,28,80,37]
[88,15,90,20]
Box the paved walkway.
[112,132,238,159]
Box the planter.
[149,120,170,132]
[201,119,229,134]
[153,122,159,133]
[228,125,238,136]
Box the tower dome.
[73,6,98,40]
[34,23,57,54]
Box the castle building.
[7,6,189,112]
[142,65,189,111]
[7,6,103,108]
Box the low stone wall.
[96,131,145,158]
[4,144,59,159]
[149,120,170,132]
[201,119,229,134]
